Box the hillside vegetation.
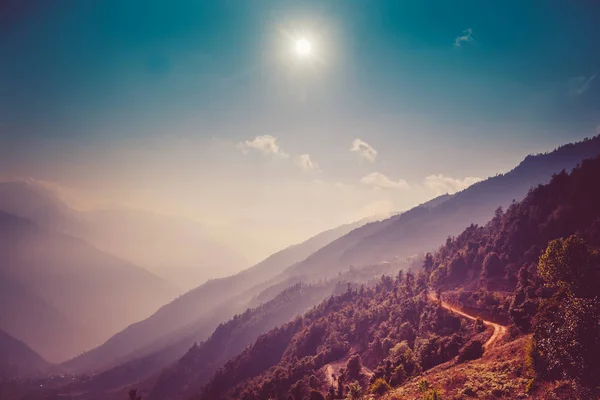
[193,154,600,399]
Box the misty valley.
[2,2,600,399]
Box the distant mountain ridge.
[0,211,178,363]
[0,329,49,378]
[62,216,374,373]
[61,135,600,378]
[0,180,249,291]
[280,135,600,280]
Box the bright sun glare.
[294,38,312,57]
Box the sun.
[294,38,312,57]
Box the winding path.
[427,291,507,349]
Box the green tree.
[346,381,362,400]
[346,354,362,380]
[482,252,503,278]
[538,235,599,298]
[309,389,326,400]
[534,236,600,391]
[370,378,391,395]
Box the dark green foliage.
[425,156,600,333]
[457,340,484,363]
[538,236,600,298]
[369,378,391,395]
[533,236,600,391]
[309,389,325,400]
[422,388,443,400]
[482,252,504,278]
[346,354,361,380]
[200,155,600,400]
[346,381,362,399]
[474,318,485,333]
[197,274,473,400]
[148,283,333,400]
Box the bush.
[390,364,406,386]
[346,381,362,400]
[422,388,443,400]
[417,379,430,392]
[457,340,484,362]
[474,318,485,333]
[482,252,503,277]
[346,354,362,379]
[370,378,391,395]
[309,389,326,400]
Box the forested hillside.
[196,272,484,400]
[191,154,600,399]
[423,155,600,397]
[63,217,370,374]
[281,136,600,280]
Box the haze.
[1,1,599,266]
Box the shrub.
[525,378,536,395]
[523,338,536,375]
[309,389,325,400]
[474,318,485,333]
[346,381,362,400]
[347,354,362,379]
[482,252,503,278]
[457,340,484,362]
[417,379,430,393]
[390,364,406,386]
[370,378,391,395]
[422,388,443,400]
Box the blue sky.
[1,0,599,260]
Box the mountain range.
[0,210,178,363]
[0,181,249,292]
[2,134,600,399]
[62,215,376,373]
[148,138,600,400]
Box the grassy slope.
[381,335,578,400]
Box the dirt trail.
[427,292,507,349]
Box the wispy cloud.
[453,28,474,49]
[424,174,481,195]
[568,74,596,96]
[350,138,377,162]
[360,172,409,190]
[237,135,289,158]
[295,154,320,172]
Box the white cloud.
[296,154,320,172]
[237,135,289,158]
[360,172,410,190]
[424,174,482,195]
[568,75,596,96]
[350,138,377,162]
[453,28,474,48]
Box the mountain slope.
[0,329,49,378]
[62,217,372,373]
[79,208,249,291]
[0,211,178,362]
[195,274,481,400]
[0,180,249,291]
[196,152,600,400]
[282,135,600,280]
[63,135,600,374]
[0,181,78,231]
